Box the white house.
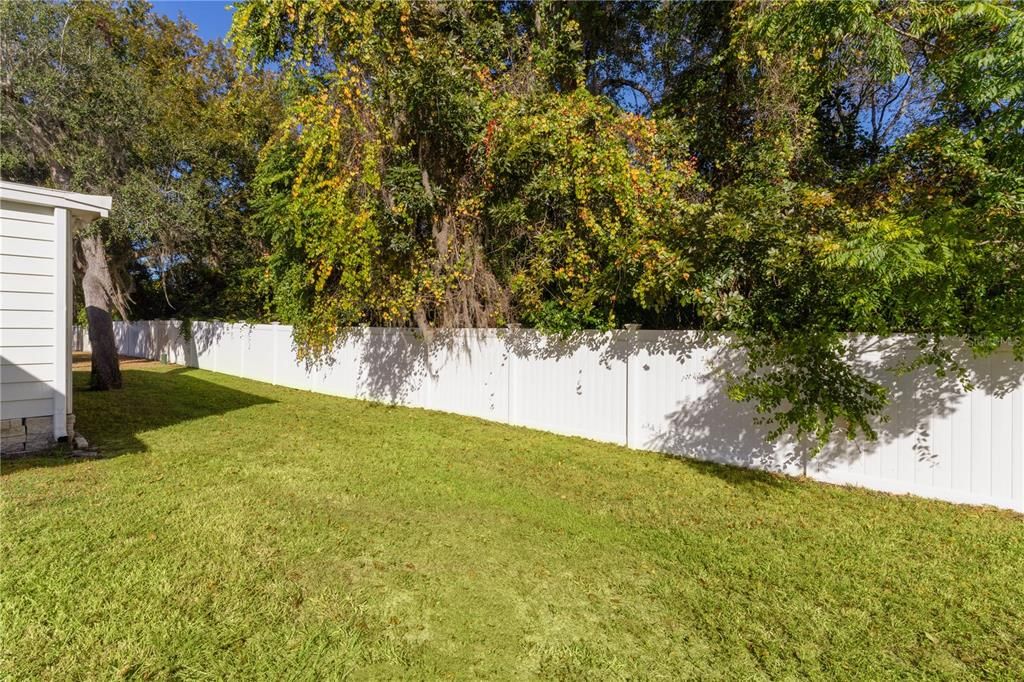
[1,181,111,454]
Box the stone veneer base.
[1,415,75,456]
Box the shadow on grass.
[655,450,796,492]
[2,364,276,475]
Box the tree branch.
[597,77,655,111]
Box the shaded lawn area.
[2,360,1022,680]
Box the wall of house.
[1,199,63,453]
[81,320,1024,512]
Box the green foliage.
[728,332,890,445]
[483,90,704,332]
[1,0,282,321]
[225,0,1024,451]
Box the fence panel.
[81,320,1023,512]
[421,330,509,422]
[237,325,276,384]
[506,330,628,445]
[627,331,805,476]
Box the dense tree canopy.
[3,0,1021,449]
[230,0,1023,449]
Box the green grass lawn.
[2,359,1022,680]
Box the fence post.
[239,324,246,379]
[623,324,643,449]
[271,322,280,386]
[624,348,631,448]
[502,330,511,425]
[1019,377,1024,513]
[505,325,518,425]
[212,322,219,373]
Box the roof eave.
[0,180,112,218]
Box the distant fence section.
[74,321,1024,512]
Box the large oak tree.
[1,0,279,388]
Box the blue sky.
[151,1,235,42]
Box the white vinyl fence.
[75,321,1024,512]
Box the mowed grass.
[2,359,1022,680]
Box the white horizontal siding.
[0,201,53,222]
[1,291,54,311]
[0,273,54,294]
[0,398,53,420]
[1,328,55,347]
[0,336,55,418]
[1,346,54,365]
[0,381,53,402]
[0,235,53,259]
[0,310,55,329]
[0,254,54,277]
[1,363,55,384]
[2,198,70,429]
[0,219,55,241]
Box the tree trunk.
[79,233,123,390]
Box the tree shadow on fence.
[97,320,1024,491]
[107,319,231,369]
[343,328,1024,487]
[304,325,1024,488]
[310,327,508,407]
[639,335,1024,483]
[355,328,434,405]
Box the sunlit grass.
[2,359,1022,679]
